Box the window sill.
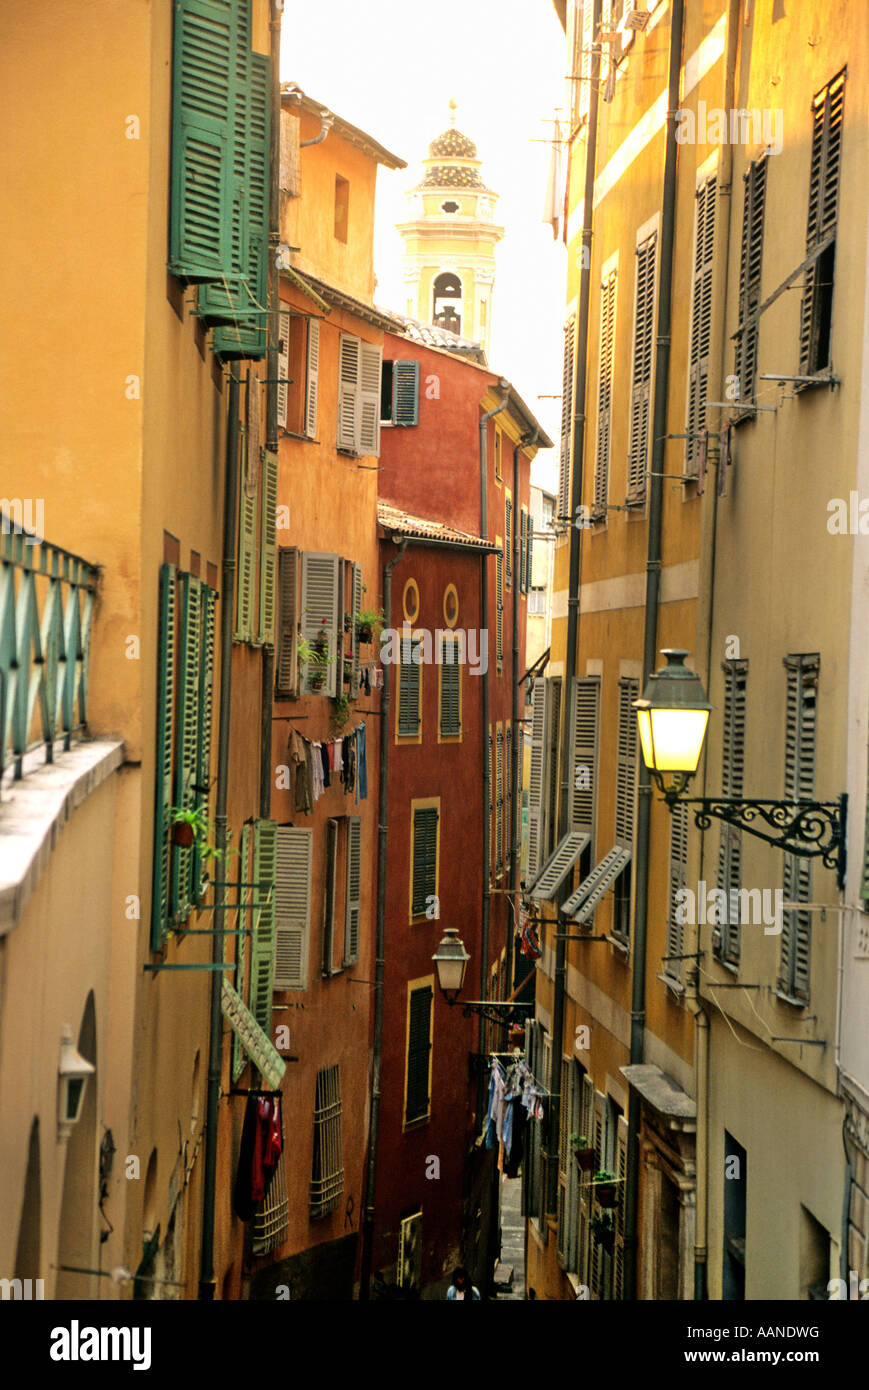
[606,933,630,957]
[792,370,840,395]
[282,429,319,444]
[711,951,739,976]
[773,987,809,1009]
[730,405,757,428]
[657,971,685,998]
[402,1114,431,1134]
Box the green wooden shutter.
[304,318,320,439]
[274,825,313,989]
[172,573,202,920]
[168,0,237,281]
[411,807,438,916]
[439,639,461,736]
[236,440,257,643]
[505,498,513,589]
[398,635,421,735]
[275,546,298,697]
[151,563,177,949]
[197,0,251,320]
[344,815,362,965]
[405,985,433,1122]
[277,308,290,430]
[251,818,278,1029]
[393,359,419,425]
[232,821,252,1083]
[257,449,277,645]
[193,582,217,906]
[628,234,656,504]
[595,271,617,515]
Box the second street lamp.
[432,926,533,1026]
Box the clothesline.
[287,721,368,813]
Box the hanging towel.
[320,740,330,789]
[312,743,324,801]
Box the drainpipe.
[546,0,602,1221]
[300,111,334,147]
[359,537,408,1300]
[511,437,535,898]
[199,368,240,1299]
[623,0,684,1301]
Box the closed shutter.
[628,234,656,504]
[496,726,504,875]
[358,342,382,455]
[274,825,313,989]
[168,0,236,281]
[505,497,513,589]
[411,807,439,916]
[527,679,549,878]
[172,573,202,920]
[496,549,503,668]
[250,818,277,1028]
[614,1114,628,1298]
[488,727,494,863]
[350,563,363,697]
[665,801,688,980]
[231,821,252,1083]
[275,547,299,697]
[575,0,594,124]
[193,583,217,905]
[594,271,616,517]
[780,656,818,1000]
[393,359,419,425]
[300,552,341,697]
[615,677,639,847]
[577,1072,595,1285]
[800,71,845,374]
[196,0,250,323]
[304,317,319,439]
[322,818,338,976]
[557,316,576,529]
[236,438,258,643]
[564,1061,581,1273]
[337,334,359,451]
[590,1091,606,1298]
[277,309,290,430]
[519,508,527,593]
[151,564,177,949]
[734,159,766,403]
[557,1055,570,1265]
[405,985,434,1123]
[686,178,717,474]
[257,449,277,645]
[569,676,600,834]
[398,634,421,735]
[344,815,362,965]
[440,638,461,736]
[525,515,534,595]
[716,660,748,962]
[546,678,562,861]
[506,724,513,869]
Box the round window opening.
[443,584,459,628]
[441,200,460,214]
[403,579,420,625]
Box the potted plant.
[343,657,353,687]
[590,1211,615,1252]
[593,1170,619,1207]
[298,625,332,692]
[355,603,385,645]
[331,692,351,734]
[570,1134,596,1172]
[171,804,209,848]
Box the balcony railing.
[0,514,99,782]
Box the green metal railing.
[0,517,99,781]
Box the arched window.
[433,272,462,334]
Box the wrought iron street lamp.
[634,649,847,888]
[432,926,533,1025]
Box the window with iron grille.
[627,235,656,506]
[780,655,819,1002]
[594,271,617,519]
[615,677,639,847]
[734,158,766,408]
[715,660,748,965]
[799,70,845,377]
[686,177,717,473]
[405,985,433,1124]
[252,1151,289,1255]
[310,1065,343,1219]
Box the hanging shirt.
[312,743,324,801]
[356,723,367,803]
[289,731,311,815]
[333,737,344,779]
[321,741,330,789]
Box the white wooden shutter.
[300,552,341,697]
[276,546,299,698]
[627,234,656,504]
[569,676,600,834]
[337,333,359,451]
[344,815,362,965]
[274,826,313,989]
[527,679,550,878]
[277,309,290,431]
[305,317,319,439]
[358,342,382,456]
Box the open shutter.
[526,512,533,592]
[496,726,504,874]
[665,801,688,979]
[577,1072,595,1285]
[569,676,599,834]
[557,316,575,529]
[257,449,277,645]
[231,822,252,1083]
[505,497,513,589]
[686,178,717,474]
[337,335,360,451]
[557,1055,570,1265]
[344,815,362,965]
[322,818,338,976]
[405,985,433,1122]
[717,661,748,962]
[496,549,503,668]
[250,818,278,1028]
[168,0,237,281]
[350,563,363,698]
[628,234,656,504]
[781,656,818,1000]
[398,634,421,735]
[590,1091,606,1298]
[594,271,616,515]
[196,0,250,323]
[151,564,177,949]
[276,547,299,698]
[236,431,258,642]
[411,807,438,916]
[800,73,845,373]
[274,825,313,990]
[527,679,549,878]
[518,508,527,593]
[193,583,217,905]
[358,342,382,456]
[735,160,766,401]
[304,317,320,439]
[277,309,290,430]
[172,573,202,919]
[300,552,341,697]
[614,1114,628,1298]
[615,677,639,847]
[393,359,419,425]
[506,724,513,869]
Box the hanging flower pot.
[356,622,373,645]
[172,821,195,848]
[573,1146,596,1173]
[591,1217,615,1253]
[593,1171,618,1207]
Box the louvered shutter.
[526,515,534,593]
[349,563,363,697]
[305,317,320,439]
[506,724,513,868]
[564,1062,581,1273]
[800,72,845,374]
[496,549,504,668]
[274,825,313,989]
[531,830,590,901]
[275,547,299,697]
[546,678,562,860]
[590,1091,606,1298]
[686,178,717,474]
[496,726,504,874]
[236,439,257,643]
[322,818,338,976]
[151,564,177,949]
[277,309,290,430]
[578,1072,595,1284]
[358,342,382,456]
[557,1055,570,1265]
[172,573,202,919]
[440,638,461,736]
[344,815,362,965]
[168,0,237,281]
[614,1114,628,1298]
[716,661,747,962]
[527,679,549,879]
[405,985,433,1122]
[505,498,513,589]
[594,272,616,516]
[665,801,688,979]
[628,236,656,503]
[257,449,277,645]
[780,656,818,1000]
[576,0,594,123]
[250,818,278,1026]
[569,676,600,834]
[193,583,217,905]
[615,678,639,847]
[197,0,250,322]
[519,508,527,593]
[412,808,438,916]
[488,728,494,863]
[337,334,359,451]
[231,822,251,1083]
[300,552,340,697]
[558,316,576,529]
[734,159,766,403]
[398,635,421,735]
[393,359,419,425]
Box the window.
[615,677,639,847]
[557,1058,582,1272]
[405,983,434,1124]
[151,564,218,948]
[594,270,617,518]
[432,271,462,334]
[529,587,545,615]
[799,70,845,376]
[273,825,313,989]
[519,508,528,592]
[322,818,339,976]
[441,200,460,213]
[505,494,512,588]
[527,677,553,880]
[380,359,420,425]
[664,802,688,983]
[570,2,594,127]
[544,677,563,862]
[439,635,462,738]
[443,584,458,627]
[277,309,319,438]
[397,1209,423,1290]
[496,725,505,875]
[612,863,632,943]
[525,511,534,593]
[403,579,420,624]
[734,158,767,407]
[319,815,362,975]
[310,1065,343,1218]
[344,815,362,966]
[686,177,717,473]
[249,818,278,1025]
[715,660,748,964]
[780,655,819,1001]
[628,234,657,505]
[557,316,576,530]
[569,676,600,837]
[235,393,277,646]
[495,544,504,671]
[337,334,382,456]
[277,550,360,700]
[299,552,341,697]
[411,804,439,918]
[397,633,422,738]
[506,723,513,872]
[334,174,349,242]
[494,428,503,483]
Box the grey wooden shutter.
[322,818,338,976]
[337,334,359,451]
[300,552,341,697]
[614,1114,628,1297]
[735,159,766,403]
[527,679,549,878]
[231,822,252,1083]
[279,108,300,196]
[250,818,278,1025]
[274,825,313,989]
[440,637,461,736]
[506,723,513,869]
[665,801,688,980]
[558,316,576,529]
[519,508,527,592]
[411,807,438,916]
[398,634,421,735]
[344,815,362,965]
[393,359,419,425]
[716,660,748,962]
[358,342,382,456]
[275,547,299,697]
[557,1055,570,1265]
[546,677,562,861]
[627,234,656,504]
[277,309,290,430]
[257,448,277,646]
[569,676,600,835]
[686,178,717,474]
[615,677,639,847]
[780,656,818,1001]
[800,71,845,373]
[405,985,433,1122]
[594,271,616,516]
[305,317,320,439]
[350,562,363,697]
[151,563,177,949]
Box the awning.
[562,845,631,923]
[620,1064,696,1121]
[528,830,590,902]
[221,979,287,1090]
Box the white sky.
[280,0,567,492]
